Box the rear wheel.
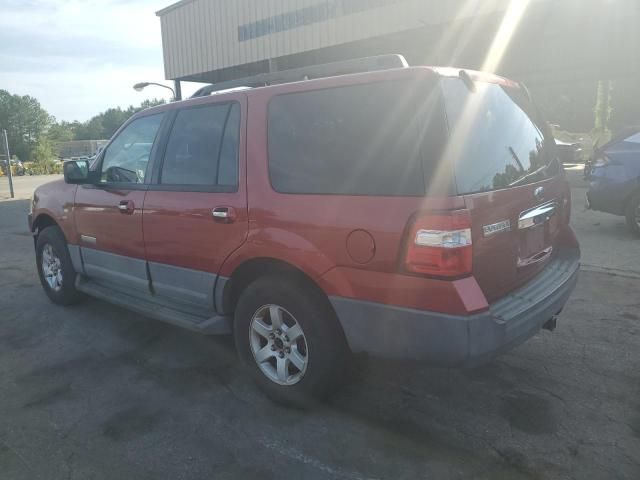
[234,275,349,406]
[625,191,640,237]
[35,226,85,305]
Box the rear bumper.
[330,248,580,366]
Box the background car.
[555,138,583,165]
[586,126,640,235]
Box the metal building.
[157,0,640,129]
[157,0,516,83]
[157,0,638,82]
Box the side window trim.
[93,112,168,188]
[149,109,178,185]
[214,104,234,185]
[150,100,241,193]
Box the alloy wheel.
[41,243,63,292]
[249,304,309,386]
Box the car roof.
[137,65,521,117]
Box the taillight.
[592,155,609,168]
[404,211,473,277]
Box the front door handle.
[118,200,135,215]
[212,206,236,223]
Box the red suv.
[29,57,580,403]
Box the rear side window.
[268,80,443,196]
[442,78,558,195]
[161,103,240,187]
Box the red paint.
[74,186,146,259]
[463,177,569,302]
[31,179,78,241]
[143,191,248,273]
[142,94,249,274]
[31,66,578,318]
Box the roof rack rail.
[191,54,409,98]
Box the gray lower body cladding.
[331,248,580,366]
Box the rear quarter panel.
[219,69,479,313]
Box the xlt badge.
[483,220,511,237]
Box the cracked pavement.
[0,178,639,479]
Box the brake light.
[404,211,473,277]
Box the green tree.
[71,98,166,140]
[100,108,128,139]
[74,116,104,140]
[47,120,75,143]
[0,90,51,161]
[31,137,55,164]
[593,80,614,147]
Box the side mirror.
[63,160,93,184]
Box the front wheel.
[234,275,349,406]
[35,226,85,305]
[625,191,640,237]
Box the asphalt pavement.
[0,177,638,479]
[0,175,63,201]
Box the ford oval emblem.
[534,186,545,201]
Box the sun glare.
[482,0,532,73]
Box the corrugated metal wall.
[158,0,509,81]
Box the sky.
[0,0,201,122]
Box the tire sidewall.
[36,226,81,305]
[625,192,640,236]
[234,275,347,404]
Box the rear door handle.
[118,200,135,215]
[212,206,237,223]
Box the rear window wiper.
[508,146,525,171]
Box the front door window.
[100,113,164,184]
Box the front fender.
[31,179,78,242]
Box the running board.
[75,276,232,335]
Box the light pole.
[2,129,14,199]
[133,82,176,101]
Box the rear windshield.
[268,78,448,196]
[441,78,559,195]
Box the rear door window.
[442,78,559,195]
[267,80,445,196]
[160,103,240,187]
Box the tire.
[625,191,640,237]
[35,226,85,305]
[234,274,350,406]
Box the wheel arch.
[219,257,331,316]
[31,213,60,246]
[32,213,58,234]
